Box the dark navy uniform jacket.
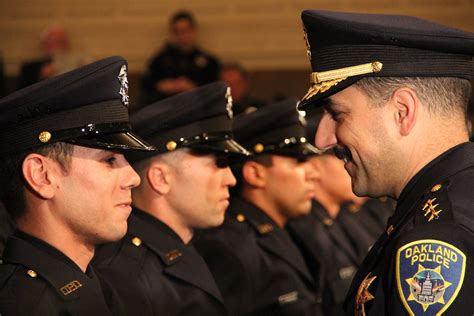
[0,231,123,316]
[195,197,322,316]
[288,202,361,316]
[345,142,474,315]
[93,208,226,316]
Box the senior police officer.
[299,10,474,315]
[0,56,154,315]
[93,82,249,315]
[195,98,323,315]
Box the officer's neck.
[16,212,94,272]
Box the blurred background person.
[17,24,87,89]
[141,10,221,104]
[220,63,265,115]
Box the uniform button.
[323,218,334,226]
[431,184,442,192]
[131,237,142,246]
[236,214,245,222]
[27,269,37,278]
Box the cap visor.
[298,77,361,111]
[271,142,322,157]
[191,139,250,156]
[68,131,155,152]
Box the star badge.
[355,273,377,316]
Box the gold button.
[431,184,442,192]
[386,225,394,235]
[300,137,306,143]
[236,214,245,222]
[38,131,51,143]
[254,143,264,153]
[131,237,142,247]
[166,141,177,151]
[27,269,37,278]
[323,218,334,226]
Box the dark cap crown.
[298,10,474,110]
[0,56,153,154]
[131,81,248,157]
[233,98,320,157]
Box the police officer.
[93,82,249,315]
[195,98,323,315]
[299,10,474,315]
[287,149,376,316]
[0,56,154,315]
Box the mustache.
[332,146,352,162]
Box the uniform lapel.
[2,232,112,314]
[229,198,314,285]
[128,210,224,303]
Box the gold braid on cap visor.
[301,61,383,102]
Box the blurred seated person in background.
[220,63,265,115]
[17,24,87,89]
[141,10,220,104]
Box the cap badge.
[38,131,52,143]
[225,87,233,119]
[118,65,130,107]
[302,24,311,60]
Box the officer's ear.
[147,161,172,195]
[389,87,419,136]
[242,160,267,188]
[22,153,58,200]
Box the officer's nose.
[121,156,141,189]
[315,112,338,151]
[224,166,237,188]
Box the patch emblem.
[225,87,233,119]
[396,240,466,315]
[118,65,129,107]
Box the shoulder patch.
[396,239,466,315]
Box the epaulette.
[414,181,454,226]
[232,212,275,236]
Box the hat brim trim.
[67,132,155,152]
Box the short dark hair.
[354,77,472,117]
[0,142,73,221]
[230,155,273,196]
[170,10,196,28]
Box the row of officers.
[1,9,474,316]
[0,53,393,315]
